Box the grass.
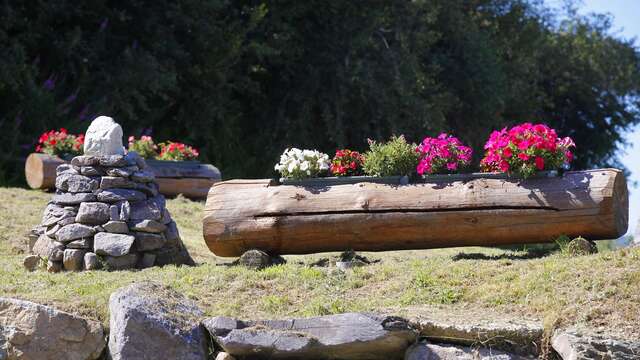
[1,187,639,341]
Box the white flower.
[275,148,330,179]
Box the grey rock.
[47,241,66,261]
[103,220,129,234]
[404,341,526,360]
[94,232,135,256]
[125,151,148,169]
[238,249,273,270]
[55,223,96,243]
[41,203,66,226]
[204,313,417,360]
[131,170,155,182]
[161,208,172,224]
[98,155,127,167]
[71,155,99,167]
[552,329,640,360]
[96,188,146,203]
[32,234,54,257]
[118,201,131,221]
[409,315,543,356]
[28,226,45,251]
[134,232,166,251]
[67,238,92,249]
[80,165,105,176]
[63,249,86,271]
[0,297,105,360]
[47,260,62,273]
[565,237,598,256]
[75,202,111,225]
[52,192,97,205]
[105,166,138,177]
[130,200,162,221]
[109,205,120,221]
[139,253,156,268]
[103,254,139,270]
[23,255,41,271]
[135,182,159,197]
[45,223,60,237]
[83,116,125,156]
[84,252,101,270]
[93,225,105,233]
[153,244,195,267]
[130,219,167,233]
[101,176,136,189]
[56,173,99,193]
[58,216,76,227]
[164,221,181,246]
[108,282,208,360]
[56,163,79,175]
[150,195,166,213]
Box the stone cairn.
[29,116,194,272]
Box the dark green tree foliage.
[1,0,639,184]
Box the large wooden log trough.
[25,153,221,199]
[203,169,628,257]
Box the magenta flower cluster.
[415,133,473,175]
[480,123,575,178]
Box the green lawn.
[1,187,638,342]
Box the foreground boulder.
[552,329,640,360]
[404,340,527,359]
[108,282,208,360]
[204,312,417,359]
[0,297,105,360]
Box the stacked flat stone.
[30,116,193,272]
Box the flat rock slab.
[405,309,543,356]
[108,282,208,360]
[52,192,97,205]
[129,200,162,221]
[94,232,134,257]
[56,173,99,193]
[552,329,640,360]
[204,312,417,360]
[0,297,105,360]
[97,189,146,203]
[55,223,96,243]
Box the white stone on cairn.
[83,116,125,156]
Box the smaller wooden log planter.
[25,153,221,199]
[203,169,628,257]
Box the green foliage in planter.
[363,135,420,177]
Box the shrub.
[363,135,420,177]
[274,148,330,179]
[480,123,575,178]
[156,141,200,161]
[330,149,365,176]
[127,136,158,159]
[416,133,472,175]
[35,128,84,157]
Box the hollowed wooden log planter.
[25,153,221,199]
[203,169,628,257]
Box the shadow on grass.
[452,244,559,261]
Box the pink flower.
[517,153,530,161]
[446,162,458,171]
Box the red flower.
[535,156,545,170]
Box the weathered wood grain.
[203,169,628,257]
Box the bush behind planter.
[2,1,640,185]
